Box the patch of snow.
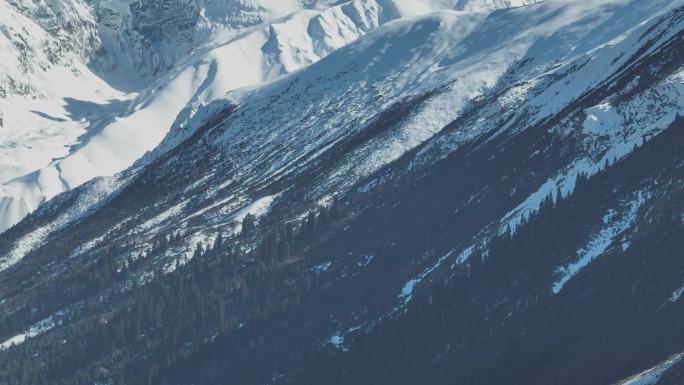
[454,0,543,12]
[552,192,649,294]
[617,353,683,385]
[317,195,335,208]
[398,249,455,305]
[181,230,217,262]
[667,283,684,304]
[0,311,68,350]
[229,195,277,234]
[312,261,332,272]
[456,245,475,264]
[583,103,623,136]
[358,255,374,267]
[138,201,187,232]
[182,194,238,224]
[329,333,348,351]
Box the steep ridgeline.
[1,0,684,384]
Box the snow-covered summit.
[454,0,543,11]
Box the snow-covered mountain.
[0,0,540,234]
[1,0,683,383]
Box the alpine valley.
[0,0,683,384]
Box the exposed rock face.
[88,0,334,79]
[6,0,101,60]
[1,0,284,91]
[1,0,95,98]
[91,0,200,77]
[454,0,543,11]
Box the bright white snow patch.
[0,313,65,350]
[552,192,649,294]
[667,283,684,304]
[231,195,277,227]
[312,261,332,272]
[139,201,187,232]
[329,333,348,351]
[454,0,543,12]
[456,245,475,264]
[616,353,683,385]
[358,255,374,267]
[583,103,624,136]
[399,249,455,305]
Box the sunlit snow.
[616,353,683,385]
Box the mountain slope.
[0,0,683,384]
[0,0,536,234]
[0,0,387,233]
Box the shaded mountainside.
[0,1,683,384]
